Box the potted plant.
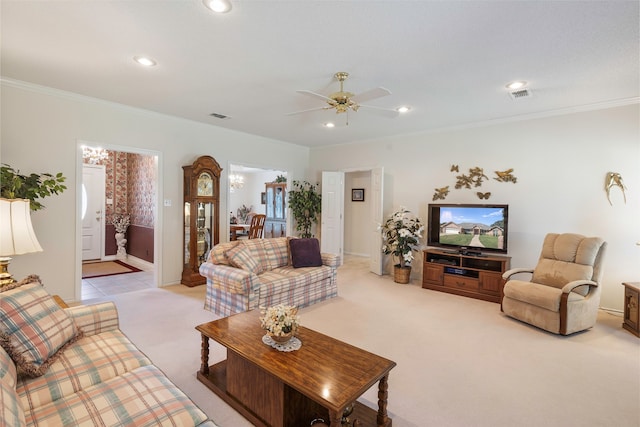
[0,164,67,211]
[287,180,321,238]
[381,207,424,283]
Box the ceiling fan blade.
[359,104,399,118]
[351,87,392,103]
[296,90,334,102]
[284,106,330,116]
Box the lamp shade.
[0,198,43,256]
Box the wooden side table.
[622,282,639,337]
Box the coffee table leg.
[200,334,210,375]
[377,374,390,426]
[328,409,342,426]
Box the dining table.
[230,223,250,241]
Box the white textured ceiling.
[2,0,638,148]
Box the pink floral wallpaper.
[127,153,156,228]
[83,150,154,227]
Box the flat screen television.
[427,203,509,255]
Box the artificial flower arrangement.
[380,206,424,268]
[112,213,131,234]
[260,304,299,338]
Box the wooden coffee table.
[196,311,396,427]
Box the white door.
[369,167,384,275]
[320,171,344,263]
[82,164,105,260]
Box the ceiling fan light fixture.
[506,80,527,90]
[203,0,232,13]
[133,56,157,67]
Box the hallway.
[81,263,154,301]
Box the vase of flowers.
[380,207,424,283]
[260,304,299,344]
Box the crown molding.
[314,96,640,150]
[3,77,637,150]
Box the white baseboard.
[122,255,154,271]
[344,252,370,257]
[600,306,623,316]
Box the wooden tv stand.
[422,249,511,303]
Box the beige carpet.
[83,256,640,427]
[81,260,142,278]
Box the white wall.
[1,81,309,301]
[309,104,640,311]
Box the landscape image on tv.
[439,207,506,250]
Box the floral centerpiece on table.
[260,304,299,341]
[380,207,424,269]
[112,213,130,234]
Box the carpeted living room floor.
[82,256,640,427]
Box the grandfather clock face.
[197,172,214,197]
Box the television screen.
[427,204,508,254]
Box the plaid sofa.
[0,300,217,427]
[199,237,339,317]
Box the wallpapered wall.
[83,150,155,261]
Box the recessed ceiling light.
[324,122,335,128]
[506,81,527,90]
[133,56,157,67]
[203,0,232,13]
[396,106,411,113]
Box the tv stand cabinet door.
[479,271,503,297]
[423,263,443,285]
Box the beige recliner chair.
[502,233,606,335]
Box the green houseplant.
[381,207,424,283]
[0,164,67,211]
[287,180,321,238]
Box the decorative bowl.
[269,331,294,344]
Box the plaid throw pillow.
[225,244,264,275]
[0,276,81,377]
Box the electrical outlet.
[164,199,172,207]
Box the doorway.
[77,142,161,300]
[228,163,288,240]
[321,167,384,275]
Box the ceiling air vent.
[508,88,533,100]
[209,112,230,119]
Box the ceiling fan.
[285,72,399,119]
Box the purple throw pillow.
[289,238,323,268]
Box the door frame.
[75,141,163,299]
[322,166,384,275]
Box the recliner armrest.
[502,268,534,280]
[561,279,598,294]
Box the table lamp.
[0,198,43,286]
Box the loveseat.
[199,237,339,317]
[0,276,216,427]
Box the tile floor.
[81,269,155,301]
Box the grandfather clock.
[182,155,221,286]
